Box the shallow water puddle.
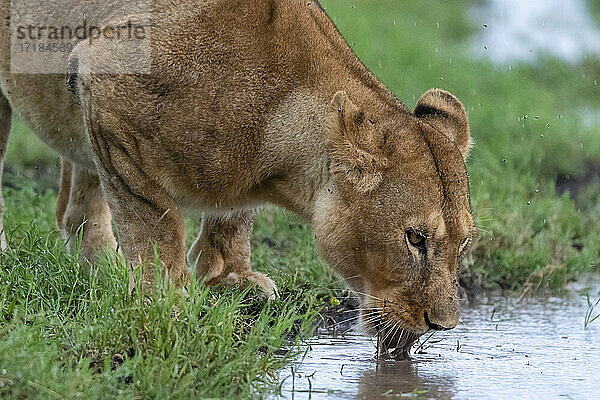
[273,283,600,399]
[470,0,600,64]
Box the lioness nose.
[424,311,458,331]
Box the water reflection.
[356,359,455,400]
[273,279,600,399]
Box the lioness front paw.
[224,271,279,300]
[246,271,278,300]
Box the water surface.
[274,282,600,399]
[470,0,600,63]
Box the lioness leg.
[0,94,10,249]
[56,159,72,234]
[87,140,189,291]
[57,160,117,264]
[187,210,277,298]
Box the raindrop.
[483,24,488,28]
[540,134,544,138]
[526,201,531,205]
[502,158,507,163]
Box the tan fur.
[1,0,475,342]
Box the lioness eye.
[406,230,426,252]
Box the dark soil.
[556,161,600,199]
[317,292,360,334]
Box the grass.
[584,292,600,329]
[1,0,600,397]
[0,185,337,399]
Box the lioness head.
[314,88,474,355]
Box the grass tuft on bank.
[0,185,335,399]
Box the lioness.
[0,0,475,354]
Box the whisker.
[377,321,398,354]
[345,312,389,335]
[382,322,400,346]
[335,307,382,315]
[330,253,354,271]
[379,319,395,337]
[350,290,390,303]
[331,314,364,327]
[475,226,493,235]
[332,309,381,327]
[359,313,385,327]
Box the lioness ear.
[326,91,388,193]
[414,89,471,160]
